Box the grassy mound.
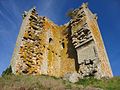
[0,75,120,90]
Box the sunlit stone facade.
[11,3,113,78]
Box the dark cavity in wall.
[66,25,79,72]
[49,38,53,43]
[62,42,65,48]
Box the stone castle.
[11,3,113,78]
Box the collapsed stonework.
[11,3,113,79]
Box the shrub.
[66,8,75,19]
[2,66,12,77]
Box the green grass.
[0,75,120,90]
[76,77,120,90]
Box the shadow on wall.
[66,25,79,72]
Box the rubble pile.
[78,59,98,77]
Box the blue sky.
[0,0,120,76]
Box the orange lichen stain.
[38,19,76,77]
[88,19,112,77]
[16,15,75,77]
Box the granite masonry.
[11,3,113,79]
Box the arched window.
[49,38,53,43]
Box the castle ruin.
[11,3,113,78]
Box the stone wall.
[11,3,113,78]
[70,3,113,78]
[11,8,75,77]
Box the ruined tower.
[70,3,113,77]
[11,3,113,78]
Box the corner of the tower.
[69,2,113,78]
[10,7,38,74]
[83,4,113,77]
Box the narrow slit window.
[49,38,53,43]
[62,42,65,48]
